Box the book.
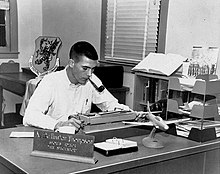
[132,53,187,76]
[94,138,138,156]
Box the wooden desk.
[0,73,36,126]
[0,125,219,174]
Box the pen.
[114,107,123,111]
[114,107,129,113]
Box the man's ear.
[69,59,75,68]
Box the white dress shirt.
[23,68,129,130]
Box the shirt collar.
[63,66,81,89]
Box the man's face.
[71,55,98,85]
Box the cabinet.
[133,71,174,111]
[167,75,220,142]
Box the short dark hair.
[69,41,98,62]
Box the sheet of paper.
[106,138,137,148]
[176,124,220,138]
[176,130,189,137]
[9,131,34,138]
[94,138,137,150]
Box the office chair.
[20,36,62,116]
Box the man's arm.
[23,76,83,131]
[23,77,59,130]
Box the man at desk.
[23,41,133,132]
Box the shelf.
[133,72,169,111]
[139,101,154,106]
[167,75,220,142]
[168,77,220,95]
[192,80,220,95]
[167,76,220,120]
[190,104,218,119]
[167,99,218,119]
[135,71,169,80]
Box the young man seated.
[23,41,142,132]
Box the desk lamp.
[142,101,169,148]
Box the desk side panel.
[109,152,204,174]
[204,148,220,174]
[0,156,26,174]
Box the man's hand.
[68,115,83,130]
[54,115,82,132]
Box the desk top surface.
[0,72,36,84]
[0,125,219,174]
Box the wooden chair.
[20,36,62,116]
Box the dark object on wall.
[91,65,127,112]
[22,65,124,89]
[93,66,124,88]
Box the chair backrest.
[29,36,62,77]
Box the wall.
[165,0,220,75]
[3,0,42,113]
[18,0,43,67]
[4,0,103,113]
[124,72,135,108]
[42,0,102,66]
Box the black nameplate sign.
[31,130,97,164]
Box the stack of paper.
[176,120,220,138]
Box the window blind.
[105,0,161,62]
